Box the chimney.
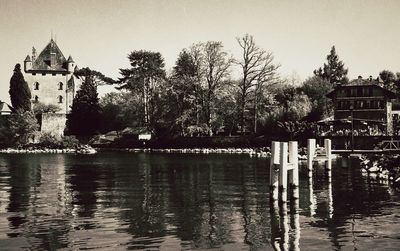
[358,76,362,79]
[369,76,373,81]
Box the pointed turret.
[67,55,75,73]
[24,55,32,72]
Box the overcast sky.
[1,0,400,103]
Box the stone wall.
[41,113,67,138]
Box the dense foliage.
[8,109,39,145]
[314,46,348,86]
[9,64,31,111]
[66,68,102,136]
[93,36,347,141]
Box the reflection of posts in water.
[328,174,333,219]
[270,197,300,251]
[309,176,316,217]
[290,199,300,251]
[279,202,289,251]
[270,199,281,250]
[341,157,349,168]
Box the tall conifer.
[314,46,348,86]
[66,68,101,136]
[9,64,31,111]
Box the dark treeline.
[4,34,400,148]
[91,35,343,143]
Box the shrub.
[38,132,61,148]
[38,133,80,149]
[61,136,80,148]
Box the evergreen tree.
[66,68,101,136]
[314,46,348,86]
[9,64,31,111]
[118,50,166,128]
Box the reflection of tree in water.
[67,164,99,222]
[167,157,271,250]
[114,154,168,249]
[240,163,270,250]
[167,162,204,244]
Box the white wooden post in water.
[270,141,299,203]
[288,141,299,199]
[324,139,332,170]
[269,141,280,201]
[307,139,316,177]
[307,138,332,177]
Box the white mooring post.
[307,139,316,175]
[279,142,288,203]
[269,141,280,201]
[324,139,332,170]
[270,141,300,203]
[288,141,299,199]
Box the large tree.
[236,34,279,134]
[66,68,104,136]
[379,70,400,93]
[202,41,232,135]
[9,64,31,111]
[314,46,348,86]
[118,51,166,128]
[167,49,203,135]
[300,76,333,121]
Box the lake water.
[0,152,400,250]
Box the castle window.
[34,82,39,90]
[52,73,56,76]
[42,73,46,76]
[58,82,63,90]
[62,73,66,76]
[32,73,36,76]
[34,96,39,103]
[58,95,63,103]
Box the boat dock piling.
[307,138,332,177]
[269,141,299,203]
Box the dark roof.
[67,55,74,63]
[31,39,67,71]
[326,78,396,99]
[24,55,31,62]
[344,78,381,86]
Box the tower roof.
[67,55,74,63]
[24,55,31,62]
[32,39,68,71]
